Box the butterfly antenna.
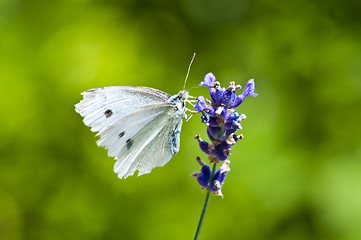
[183,53,196,90]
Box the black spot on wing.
[119,131,125,138]
[126,139,133,149]
[104,109,113,118]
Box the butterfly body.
[75,86,188,179]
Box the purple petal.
[242,79,258,98]
[193,96,207,111]
[232,79,258,108]
[199,72,216,87]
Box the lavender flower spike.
[191,73,258,195]
[192,72,258,239]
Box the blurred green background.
[1,0,361,239]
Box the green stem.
[193,163,217,240]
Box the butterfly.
[75,87,189,179]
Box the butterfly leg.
[185,109,201,121]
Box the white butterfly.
[75,86,189,179]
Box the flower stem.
[193,163,217,240]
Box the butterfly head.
[178,90,189,101]
[169,90,188,103]
[168,90,189,116]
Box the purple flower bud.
[207,126,224,143]
[214,141,232,161]
[208,117,220,127]
[192,159,231,195]
[225,128,238,136]
[210,160,230,192]
[197,165,211,188]
[199,140,210,155]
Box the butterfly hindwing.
[97,104,181,178]
[128,115,182,177]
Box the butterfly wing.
[97,105,183,178]
[75,86,171,132]
[75,86,185,179]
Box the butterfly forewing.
[75,87,171,133]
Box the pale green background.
[1,0,361,239]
